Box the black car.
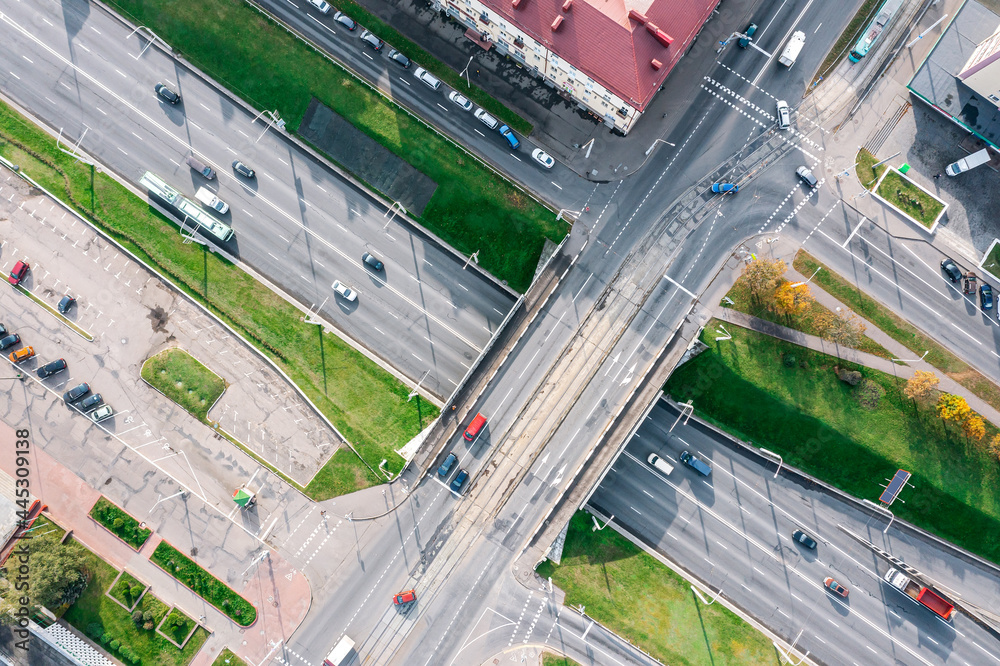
[387,49,411,68]
[232,159,255,179]
[981,283,994,311]
[438,452,457,478]
[0,323,7,337]
[333,11,357,30]
[792,529,817,549]
[58,295,76,314]
[37,358,67,378]
[78,394,103,411]
[362,252,384,271]
[0,333,20,350]
[63,383,90,403]
[359,30,384,51]
[154,82,181,104]
[450,469,469,493]
[941,257,963,283]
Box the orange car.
[824,577,849,597]
[9,346,34,363]
[393,589,416,605]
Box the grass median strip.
[151,541,256,626]
[104,0,563,292]
[876,170,944,228]
[666,321,1000,565]
[0,101,435,498]
[537,511,779,666]
[89,496,152,550]
[141,349,227,423]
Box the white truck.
[323,636,355,666]
[945,148,991,176]
[194,186,230,214]
[778,31,806,67]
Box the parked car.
[333,11,356,30]
[776,100,790,129]
[0,334,20,350]
[154,82,181,104]
[796,165,818,188]
[498,125,520,150]
[824,577,849,597]
[387,49,411,68]
[450,469,469,493]
[474,108,499,130]
[792,529,817,549]
[438,452,458,478]
[362,252,384,271]
[37,358,67,378]
[58,295,76,314]
[531,149,555,169]
[306,0,331,13]
[679,450,712,476]
[9,346,34,363]
[738,22,758,48]
[711,183,738,193]
[232,159,255,179]
[333,280,357,302]
[8,260,29,286]
[413,66,442,90]
[359,29,384,51]
[90,405,114,423]
[980,283,994,311]
[0,324,6,337]
[448,91,473,111]
[63,382,90,403]
[79,394,104,412]
[393,589,416,605]
[941,257,963,283]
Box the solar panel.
[879,469,910,505]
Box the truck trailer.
[778,31,806,67]
[883,568,954,620]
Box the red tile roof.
[478,0,718,110]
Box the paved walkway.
[0,427,310,666]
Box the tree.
[937,394,971,423]
[904,370,939,403]
[27,538,88,611]
[962,415,986,441]
[774,282,814,318]
[989,434,1000,461]
[817,309,867,348]
[739,258,787,305]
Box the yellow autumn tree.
[962,415,986,441]
[989,434,1000,461]
[739,258,786,306]
[816,309,867,348]
[774,282,814,318]
[903,370,939,404]
[936,394,971,423]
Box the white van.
[946,148,991,176]
[413,66,441,91]
[194,187,229,214]
[647,453,674,476]
[474,108,499,130]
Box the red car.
[393,589,416,605]
[8,260,29,286]
[824,577,849,597]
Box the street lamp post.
[774,629,809,665]
[691,584,724,605]
[892,351,928,364]
[644,138,676,156]
[790,266,821,288]
[758,447,783,479]
[863,498,895,534]
[669,400,693,432]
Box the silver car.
[333,280,358,302]
[776,100,790,129]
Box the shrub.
[110,639,121,651]
[835,367,862,386]
[101,633,112,645]
[131,610,143,626]
[855,378,884,410]
[783,353,797,368]
[87,622,103,640]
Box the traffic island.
[150,541,257,626]
[872,167,947,233]
[89,496,152,550]
[140,348,227,424]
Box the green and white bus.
[140,171,234,242]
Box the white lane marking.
[8,72,20,80]
[551,182,563,190]
[663,274,698,299]
[950,322,984,345]
[399,77,410,86]
[21,55,33,63]
[437,103,449,112]
[474,129,484,137]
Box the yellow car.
[9,346,34,363]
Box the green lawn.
[982,241,1000,283]
[151,541,256,626]
[159,607,198,647]
[794,250,1000,412]
[724,277,892,359]
[108,571,147,610]
[0,101,435,498]
[814,0,887,84]
[876,170,944,227]
[537,512,780,666]
[89,496,152,550]
[103,0,563,292]
[19,518,211,666]
[141,349,227,423]
[212,648,250,666]
[855,148,886,190]
[665,321,1000,565]
[542,653,582,666]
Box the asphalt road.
[590,399,1000,666]
[0,0,518,400]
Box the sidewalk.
[0,426,310,666]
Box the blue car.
[499,125,520,150]
[712,183,738,193]
[980,283,994,311]
[438,452,457,478]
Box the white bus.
[140,171,234,242]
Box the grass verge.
[212,648,250,666]
[856,147,886,190]
[876,170,944,227]
[542,653,582,666]
[795,250,1000,412]
[21,517,212,666]
[723,277,893,359]
[151,541,256,626]
[0,100,435,498]
[537,512,779,666]
[815,0,886,84]
[89,497,152,550]
[666,321,1000,565]
[141,349,227,423]
[981,240,1000,283]
[102,0,563,292]
[108,571,147,610]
